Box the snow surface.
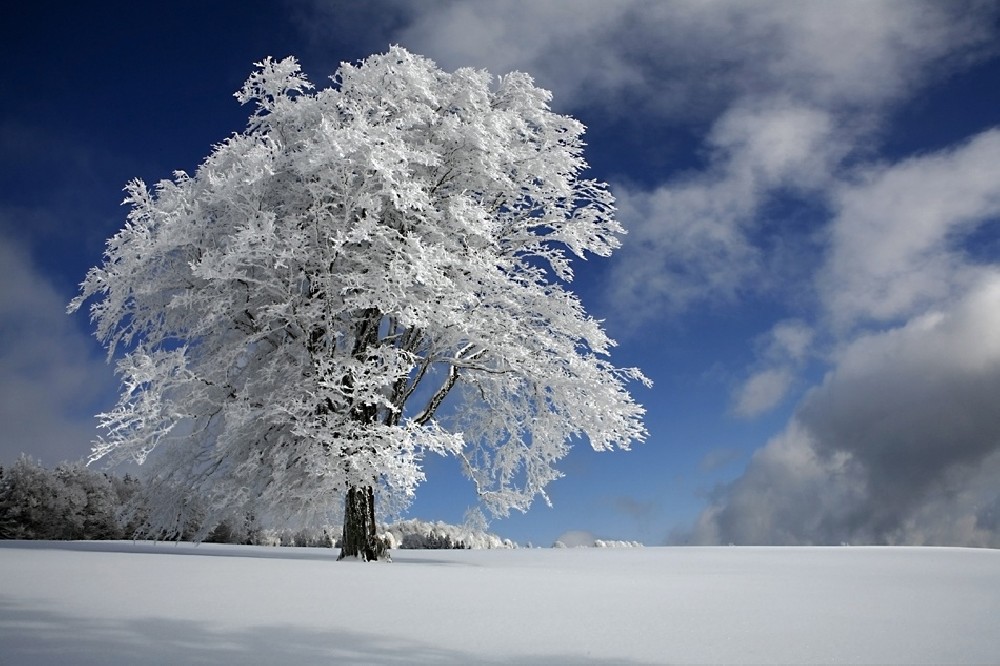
[1,541,998,664]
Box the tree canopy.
[70,47,649,538]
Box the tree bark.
[338,485,386,561]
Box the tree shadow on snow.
[0,598,650,665]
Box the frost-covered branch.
[70,47,649,537]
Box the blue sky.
[2,1,1000,548]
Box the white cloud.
[691,127,1000,544]
[730,321,814,418]
[765,321,814,363]
[822,129,1000,329]
[390,2,647,113]
[732,368,794,418]
[606,101,838,320]
[595,0,996,322]
[739,1,995,109]
[683,420,866,546]
[708,102,840,189]
[689,121,1000,543]
[386,1,996,117]
[0,234,117,466]
[687,273,1000,546]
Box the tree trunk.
[338,485,387,561]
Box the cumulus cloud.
[687,301,1000,546]
[386,1,995,118]
[0,234,116,466]
[598,1,997,322]
[822,129,1000,329]
[682,421,866,546]
[685,135,1000,545]
[798,277,1000,531]
[606,101,839,319]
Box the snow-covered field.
[1,541,998,664]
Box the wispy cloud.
[385,1,995,118]
[698,447,743,474]
[731,321,814,418]
[732,368,795,419]
[607,100,839,320]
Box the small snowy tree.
[70,47,649,560]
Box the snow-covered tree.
[53,462,121,540]
[0,456,124,540]
[387,518,516,550]
[70,47,649,560]
[0,456,66,539]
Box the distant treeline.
[0,456,516,549]
[0,456,143,541]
